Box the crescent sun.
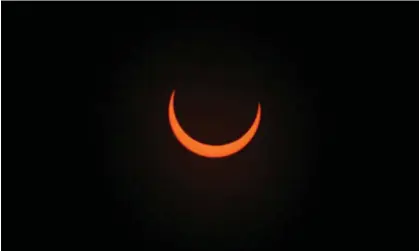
[168,90,262,158]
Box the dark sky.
[3,2,416,251]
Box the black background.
[3,2,416,250]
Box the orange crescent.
[168,90,262,158]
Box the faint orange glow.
[168,90,261,158]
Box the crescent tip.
[170,90,176,103]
